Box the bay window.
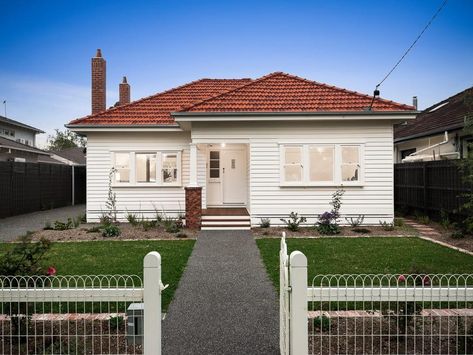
[280,144,363,185]
[113,151,181,186]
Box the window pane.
[342,146,359,164]
[342,165,359,181]
[284,165,302,182]
[210,169,219,178]
[210,160,219,169]
[309,146,334,181]
[285,147,301,164]
[210,151,220,160]
[115,153,130,182]
[136,153,156,182]
[162,154,177,183]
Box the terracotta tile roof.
[181,72,414,113]
[68,72,413,126]
[69,78,252,125]
[394,86,473,141]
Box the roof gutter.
[0,144,51,156]
[65,124,183,133]
[172,110,418,122]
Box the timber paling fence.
[394,160,471,219]
[0,161,86,219]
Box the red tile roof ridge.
[177,72,284,112]
[273,72,415,111]
[69,77,252,125]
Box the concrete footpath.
[0,205,85,242]
[162,230,279,354]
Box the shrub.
[280,212,307,232]
[352,227,371,234]
[53,218,73,231]
[259,218,271,228]
[86,226,102,233]
[439,209,453,230]
[99,213,112,227]
[0,232,52,276]
[72,215,82,228]
[163,217,182,233]
[126,212,139,227]
[450,230,464,239]
[393,217,405,227]
[379,220,395,231]
[313,315,331,332]
[414,211,430,225]
[109,315,124,331]
[345,214,364,227]
[316,189,344,235]
[102,224,121,238]
[140,219,158,231]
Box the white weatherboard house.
[68,51,416,230]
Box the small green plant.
[439,209,453,230]
[72,215,82,228]
[393,217,405,227]
[259,218,271,228]
[99,212,112,227]
[414,211,430,225]
[345,214,364,228]
[109,315,124,331]
[102,224,121,238]
[450,230,464,239]
[313,315,331,332]
[140,218,158,231]
[316,189,344,235]
[80,213,87,223]
[379,220,395,231]
[163,217,182,233]
[105,167,118,222]
[352,227,371,234]
[126,212,139,227]
[53,218,74,230]
[280,212,307,232]
[43,221,53,230]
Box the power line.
[369,0,449,109]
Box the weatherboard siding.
[192,120,395,226]
[86,132,192,222]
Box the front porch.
[186,142,250,230]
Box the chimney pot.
[119,75,131,106]
[413,96,418,110]
[91,49,106,114]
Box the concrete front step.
[201,226,251,231]
[202,215,250,221]
[201,214,251,230]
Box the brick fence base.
[185,187,202,230]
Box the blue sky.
[1,0,472,147]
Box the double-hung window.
[113,151,181,186]
[280,144,363,186]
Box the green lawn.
[0,240,195,310]
[257,237,473,289]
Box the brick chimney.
[91,49,106,114]
[119,76,131,106]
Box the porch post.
[189,143,198,187]
[185,143,202,229]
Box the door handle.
[223,168,225,173]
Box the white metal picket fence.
[0,251,165,355]
[279,234,473,355]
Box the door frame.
[206,144,248,207]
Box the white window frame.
[111,150,182,187]
[279,143,364,187]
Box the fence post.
[289,251,308,355]
[143,251,162,355]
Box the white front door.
[206,146,247,206]
[222,149,247,205]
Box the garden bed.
[29,223,198,242]
[253,224,417,238]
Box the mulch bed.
[28,223,198,242]
[252,226,417,238]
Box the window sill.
[280,182,364,188]
[112,183,183,188]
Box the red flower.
[47,266,57,276]
[398,275,406,283]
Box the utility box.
[126,303,144,346]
